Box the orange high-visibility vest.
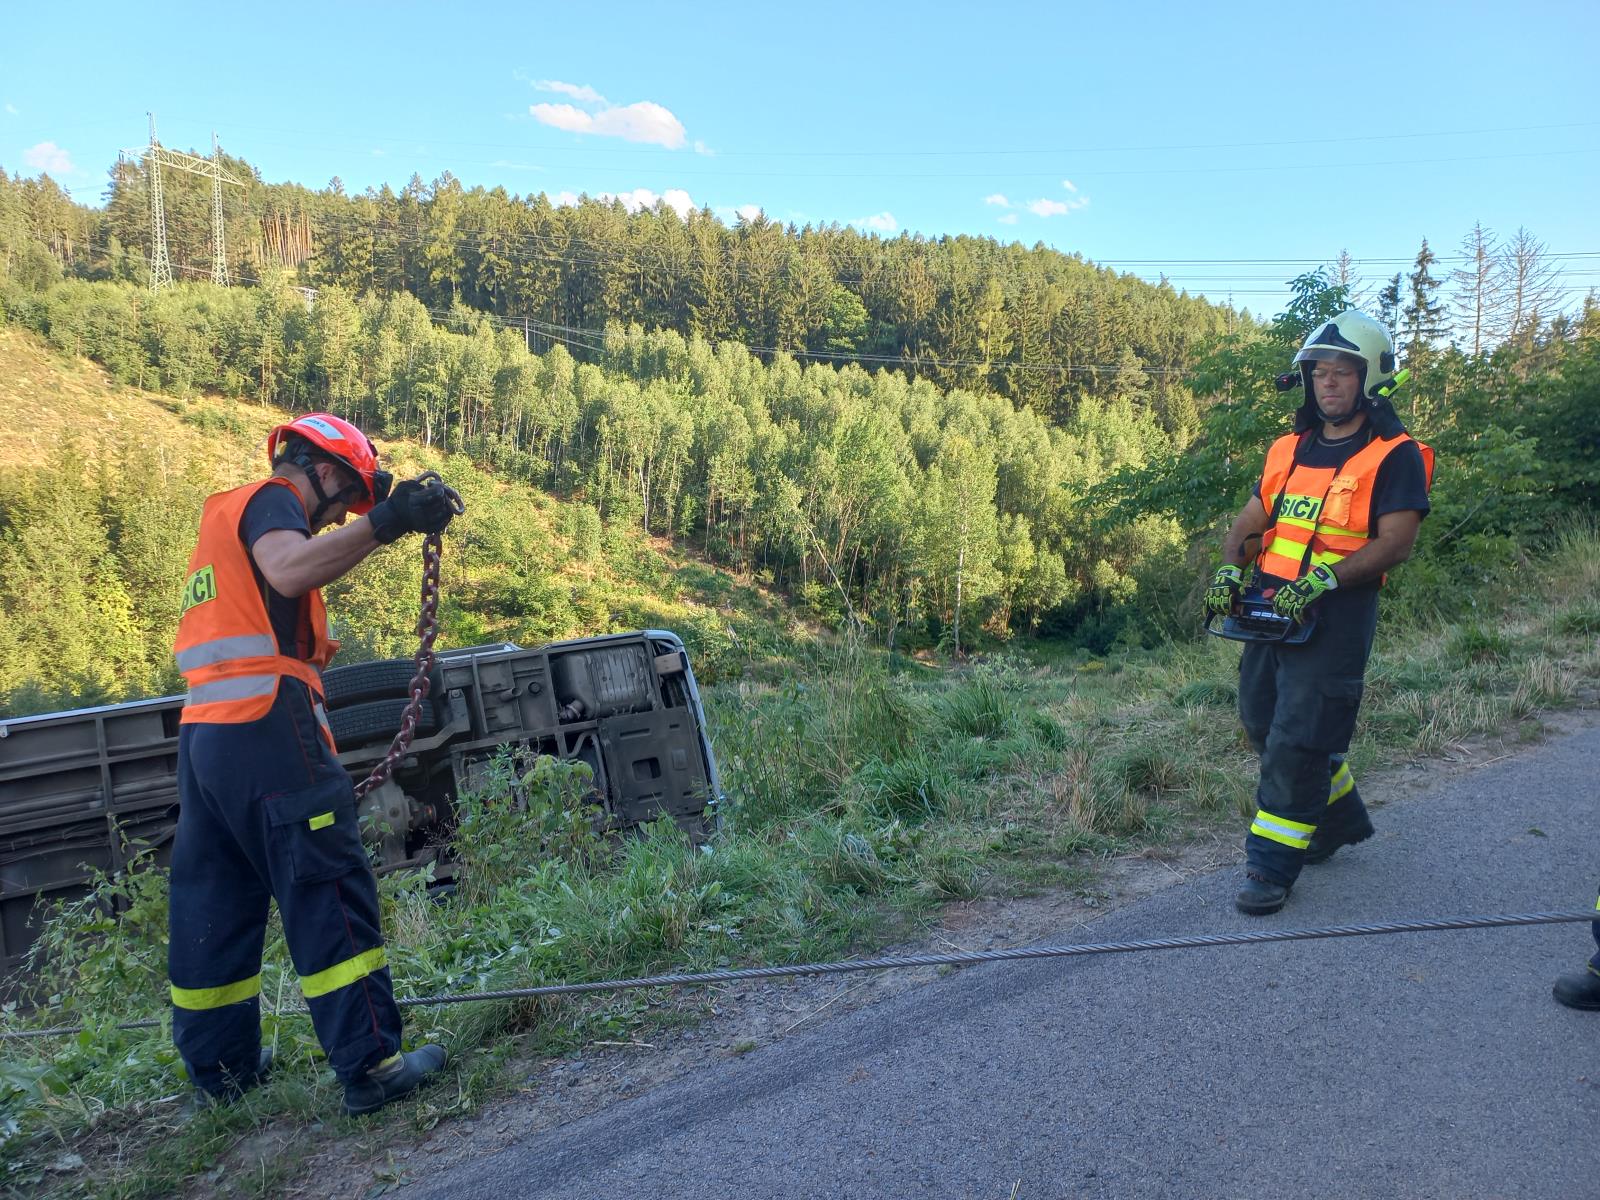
[173,478,339,738]
[1255,430,1435,581]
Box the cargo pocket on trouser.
[1308,675,1366,754]
[264,775,367,884]
[1271,667,1367,755]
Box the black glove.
[368,480,455,544]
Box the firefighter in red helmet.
[168,413,454,1115]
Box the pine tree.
[1401,239,1448,358]
[1376,272,1403,338]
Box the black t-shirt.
[238,484,313,659]
[1250,425,1431,597]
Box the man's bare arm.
[252,521,383,598]
[1325,509,1423,589]
[1220,495,1270,568]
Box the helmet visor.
[321,460,377,516]
[1293,346,1362,366]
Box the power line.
[157,114,1600,159]
[280,205,1600,302]
[54,232,1600,384]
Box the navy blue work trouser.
[168,679,401,1096]
[1238,594,1379,887]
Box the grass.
[3,526,1598,1195]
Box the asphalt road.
[406,719,1600,1200]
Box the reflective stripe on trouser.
[1238,590,1379,887]
[1318,756,1373,847]
[1329,760,1354,803]
[1249,810,1315,849]
[169,678,401,1094]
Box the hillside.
[0,328,804,715]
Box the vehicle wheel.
[329,698,440,748]
[322,659,431,709]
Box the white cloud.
[1062,179,1078,193]
[852,211,898,233]
[4,103,18,116]
[660,188,695,217]
[23,141,73,175]
[534,79,606,105]
[1025,194,1090,218]
[997,213,1019,225]
[693,140,714,156]
[712,203,763,224]
[530,98,688,149]
[984,193,1011,208]
[548,190,582,207]
[599,187,696,218]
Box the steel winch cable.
[4,909,1594,1041]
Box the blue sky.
[5,0,1597,314]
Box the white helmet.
[1293,309,1399,404]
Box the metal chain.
[5,909,1594,1040]
[355,472,465,799]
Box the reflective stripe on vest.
[1255,430,1434,582]
[174,633,279,674]
[184,672,284,707]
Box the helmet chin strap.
[294,454,358,527]
[1315,395,1368,427]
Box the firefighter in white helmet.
[1205,312,1435,915]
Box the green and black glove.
[1272,563,1338,622]
[1205,565,1244,617]
[368,480,455,544]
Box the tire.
[329,698,440,748]
[322,659,431,709]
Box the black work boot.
[1552,968,1600,1011]
[1235,873,1291,916]
[183,1047,274,1118]
[1304,814,1375,865]
[342,1045,448,1116]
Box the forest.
[0,152,1595,717]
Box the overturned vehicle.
[0,631,723,985]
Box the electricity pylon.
[145,114,172,290]
[130,115,246,290]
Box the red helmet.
[266,413,391,515]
